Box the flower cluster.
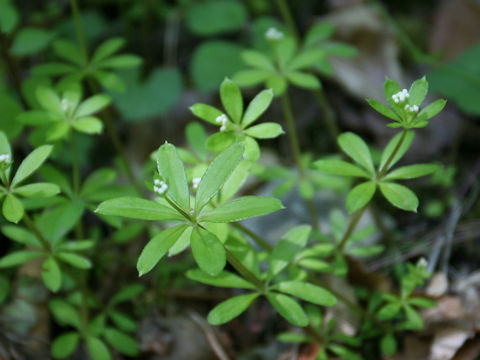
[215,114,229,132]
[192,177,201,190]
[392,89,409,104]
[153,179,168,195]
[0,153,12,169]
[265,27,284,41]
[404,104,419,113]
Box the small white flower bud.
[0,153,12,169]
[417,257,428,268]
[192,177,201,190]
[153,180,168,195]
[265,27,284,40]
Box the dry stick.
[188,311,231,360]
[281,92,320,230]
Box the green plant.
[0,1,450,359]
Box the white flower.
[392,89,410,104]
[192,177,201,190]
[404,104,419,113]
[153,180,168,195]
[0,153,12,165]
[215,114,229,132]
[417,257,428,268]
[265,27,284,40]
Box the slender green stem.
[274,0,299,41]
[312,89,341,147]
[376,129,407,179]
[22,212,51,252]
[71,132,80,195]
[69,0,88,62]
[225,249,265,291]
[281,91,320,229]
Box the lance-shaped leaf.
[346,181,376,213]
[272,281,337,306]
[195,143,244,212]
[242,89,274,127]
[337,133,374,174]
[379,131,415,171]
[3,194,24,223]
[14,182,60,197]
[51,332,80,359]
[86,337,111,360]
[313,159,370,178]
[379,182,419,212]
[91,37,125,63]
[186,269,255,289]
[244,123,284,139]
[189,103,224,125]
[57,252,91,269]
[416,99,447,122]
[207,292,260,325]
[96,197,184,221]
[104,328,139,357]
[42,257,62,292]
[220,78,243,123]
[408,77,428,106]
[190,228,226,276]
[266,292,308,326]
[199,196,283,223]
[384,164,440,181]
[137,224,188,276]
[268,225,311,278]
[11,145,53,187]
[0,250,43,267]
[156,143,190,211]
[366,98,401,122]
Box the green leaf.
[304,22,335,47]
[137,225,188,276]
[14,182,60,197]
[380,130,415,171]
[200,196,283,223]
[0,93,23,138]
[220,78,243,123]
[366,99,401,122]
[36,87,62,114]
[2,225,40,247]
[96,197,183,221]
[380,334,397,356]
[185,0,247,36]
[384,164,440,181]
[58,240,95,251]
[377,302,401,320]
[266,292,308,326]
[186,269,255,289]
[0,0,18,34]
[379,182,419,212]
[104,328,139,357]
[346,181,376,213]
[86,337,111,360]
[219,160,251,203]
[186,122,208,159]
[244,122,284,139]
[110,284,145,305]
[51,332,80,359]
[408,77,428,106]
[241,50,275,71]
[52,39,84,66]
[156,143,190,211]
[277,332,311,343]
[195,143,244,211]
[111,67,182,121]
[269,225,311,278]
[42,257,62,292]
[329,344,362,360]
[191,41,245,92]
[207,293,259,325]
[2,194,24,223]
[323,42,357,57]
[110,311,137,332]
[190,103,224,125]
[190,228,226,276]
[10,27,55,56]
[80,168,116,198]
[243,136,260,161]
[287,49,325,71]
[416,99,447,122]
[91,37,125,63]
[0,250,43,267]
[49,299,81,329]
[409,297,436,308]
[11,145,53,187]
[57,252,91,269]
[206,131,236,153]
[402,305,423,330]
[242,89,274,128]
[286,71,321,90]
[98,55,142,68]
[232,69,270,87]
[337,132,374,174]
[313,159,370,178]
[75,95,110,117]
[272,281,337,306]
